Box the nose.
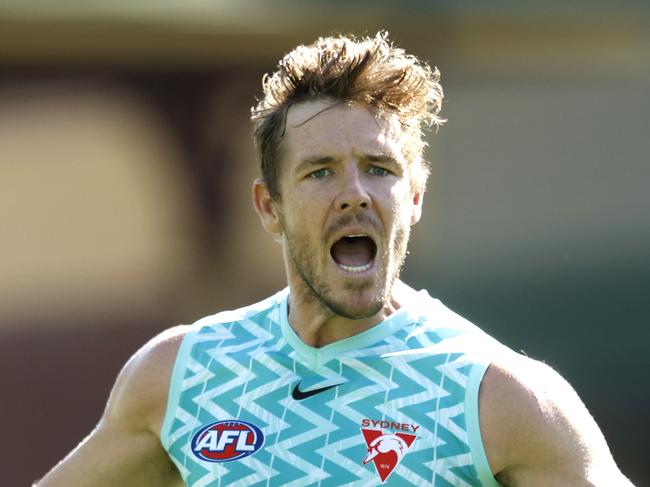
[335,167,371,211]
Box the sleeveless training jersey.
[161,288,503,486]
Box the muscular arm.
[480,353,634,487]
[35,326,187,487]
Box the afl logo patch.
[191,420,264,462]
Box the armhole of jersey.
[466,361,502,487]
[160,327,198,450]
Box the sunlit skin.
[253,99,424,347]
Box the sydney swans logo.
[360,419,418,482]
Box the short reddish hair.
[251,31,445,199]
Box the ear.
[410,188,423,226]
[252,178,282,234]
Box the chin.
[325,287,386,320]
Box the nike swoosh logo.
[291,382,342,401]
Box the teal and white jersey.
[161,288,503,486]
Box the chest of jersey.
[164,319,488,486]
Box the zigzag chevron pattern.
[163,290,499,486]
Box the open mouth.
[330,234,377,273]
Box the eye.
[308,168,331,178]
[368,166,390,177]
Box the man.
[37,32,632,486]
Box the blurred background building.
[1,1,648,485]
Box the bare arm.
[35,326,187,487]
[480,353,634,487]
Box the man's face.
[261,100,423,319]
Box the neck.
[287,279,415,348]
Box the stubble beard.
[283,216,411,321]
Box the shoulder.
[106,324,190,435]
[479,351,630,486]
[35,325,191,486]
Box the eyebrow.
[293,156,336,175]
[365,153,401,165]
